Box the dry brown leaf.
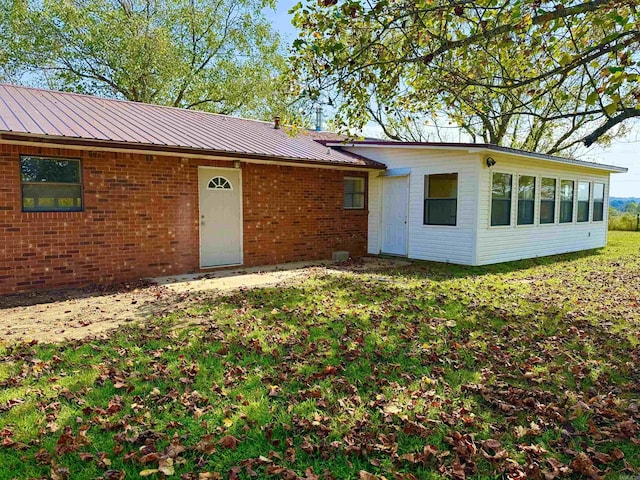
[359,471,381,480]
[218,435,240,450]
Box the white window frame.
[423,172,459,227]
[516,174,537,227]
[539,176,558,226]
[489,171,514,228]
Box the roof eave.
[0,132,386,170]
[472,146,628,173]
[326,141,627,174]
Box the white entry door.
[381,176,409,256]
[198,168,242,267]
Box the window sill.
[22,209,85,214]
[422,224,459,228]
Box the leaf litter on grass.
[0,231,639,479]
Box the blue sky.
[268,1,638,197]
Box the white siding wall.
[351,147,480,265]
[475,154,611,265]
[367,169,382,255]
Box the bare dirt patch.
[0,258,409,343]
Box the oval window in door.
[207,176,232,190]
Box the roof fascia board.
[0,134,384,171]
[331,142,473,152]
[472,147,628,173]
[331,142,627,173]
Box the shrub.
[609,212,639,231]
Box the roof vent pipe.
[274,116,280,129]
[315,105,323,132]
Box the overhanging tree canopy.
[291,0,640,152]
[1,0,301,121]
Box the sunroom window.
[517,175,535,225]
[577,181,590,222]
[593,183,605,222]
[560,180,574,223]
[491,172,512,226]
[21,156,83,212]
[423,173,458,226]
[540,178,556,224]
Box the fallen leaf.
[218,435,240,450]
[140,469,159,477]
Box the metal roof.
[0,83,384,169]
[322,140,628,173]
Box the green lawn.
[1,231,639,480]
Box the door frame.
[197,166,244,269]
[380,174,410,256]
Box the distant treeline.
[609,198,639,231]
[610,197,640,212]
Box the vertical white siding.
[475,154,612,265]
[351,147,480,265]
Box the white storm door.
[198,168,242,267]
[381,176,409,256]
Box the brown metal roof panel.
[22,87,126,141]
[0,94,17,131]
[13,86,88,138]
[0,84,385,167]
[68,93,169,144]
[0,85,45,133]
[112,99,208,146]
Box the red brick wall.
[0,144,369,294]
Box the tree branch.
[583,108,640,147]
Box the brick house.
[0,84,384,294]
[0,84,627,295]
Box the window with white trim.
[517,175,536,225]
[491,172,512,226]
[560,180,574,223]
[593,183,605,222]
[423,173,458,226]
[540,177,556,224]
[577,181,590,222]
